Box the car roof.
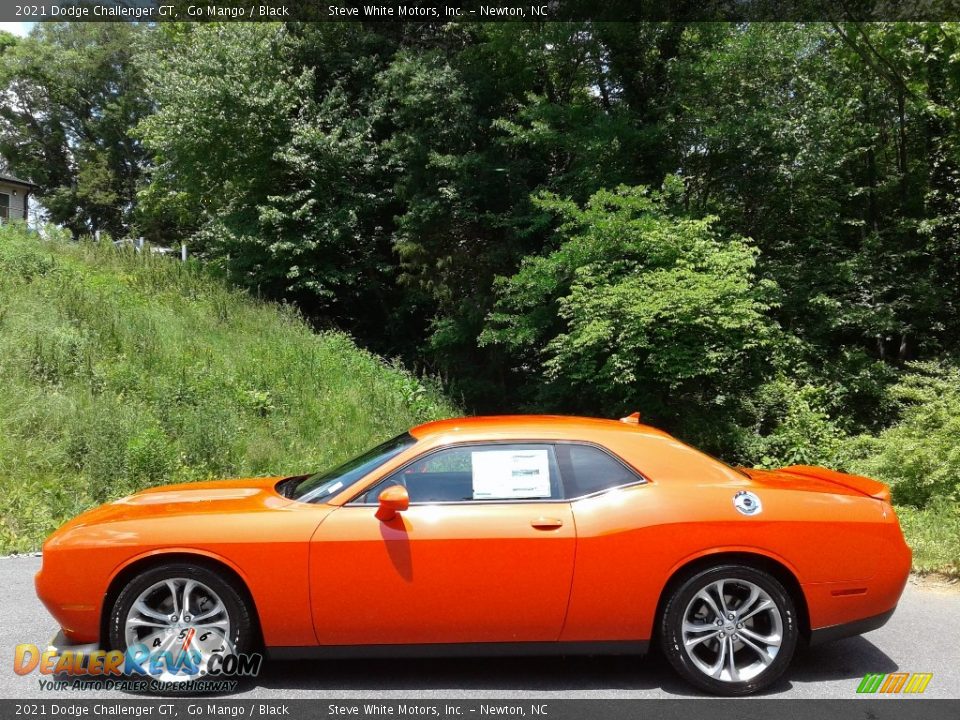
[409,415,672,443]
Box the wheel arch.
[100,549,264,649]
[653,549,811,644]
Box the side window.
[555,444,643,498]
[353,444,561,504]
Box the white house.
[0,171,35,223]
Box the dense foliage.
[1,22,960,570]
[0,223,453,553]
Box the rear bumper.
[802,504,911,634]
[808,606,896,646]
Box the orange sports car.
[35,414,911,695]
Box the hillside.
[0,224,457,553]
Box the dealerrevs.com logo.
[14,640,262,693]
[856,672,933,694]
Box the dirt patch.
[909,572,960,594]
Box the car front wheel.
[660,564,798,696]
[108,562,254,682]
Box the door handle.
[530,517,564,530]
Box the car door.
[308,442,576,646]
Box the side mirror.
[375,485,409,522]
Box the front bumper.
[35,565,102,644]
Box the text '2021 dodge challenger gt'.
[35,414,911,695]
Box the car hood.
[51,477,295,533]
[741,465,891,502]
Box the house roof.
[0,171,35,188]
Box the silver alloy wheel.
[680,578,783,683]
[124,577,231,679]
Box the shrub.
[842,361,960,506]
[737,377,845,468]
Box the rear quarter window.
[556,443,644,497]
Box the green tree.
[138,23,411,337]
[136,24,306,259]
[482,182,778,450]
[0,23,151,236]
[672,23,960,368]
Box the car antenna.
[619,411,641,425]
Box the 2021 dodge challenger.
[36,414,911,695]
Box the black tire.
[660,564,798,696]
[108,562,254,685]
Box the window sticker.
[471,449,551,500]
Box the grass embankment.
[895,502,960,577]
[0,224,456,553]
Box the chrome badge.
[734,490,762,516]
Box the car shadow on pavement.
[244,636,897,698]
[785,636,900,682]
[720,636,900,698]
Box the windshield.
[290,433,416,503]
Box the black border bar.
[0,699,958,720]
[6,0,960,23]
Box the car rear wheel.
[660,564,798,696]
[108,562,254,681]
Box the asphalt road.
[2,555,957,700]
